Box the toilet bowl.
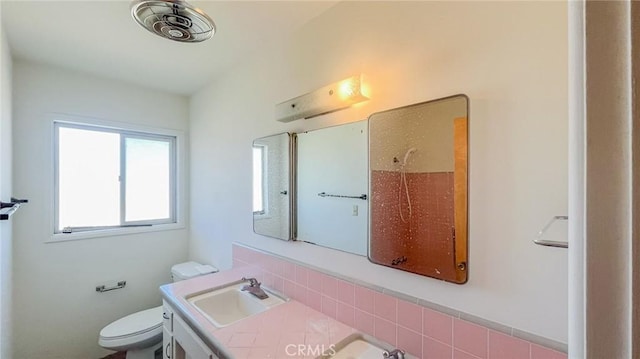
[99,262,217,359]
[99,306,163,359]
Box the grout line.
[421,305,425,340]
[487,326,490,359]
[451,316,455,354]
[424,334,453,350]
[454,347,483,359]
[398,323,421,338]
[394,319,398,347]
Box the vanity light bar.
[275,75,369,123]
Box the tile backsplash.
[232,244,566,359]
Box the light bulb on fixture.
[275,75,369,123]
[339,79,357,99]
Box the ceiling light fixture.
[275,75,370,123]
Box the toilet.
[99,261,217,359]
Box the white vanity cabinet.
[162,301,174,359]
[163,300,218,359]
[173,314,218,359]
[163,327,173,359]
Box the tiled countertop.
[160,268,357,359]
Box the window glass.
[57,127,120,230]
[252,146,264,213]
[125,137,172,222]
[55,122,176,234]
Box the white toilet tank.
[171,261,218,282]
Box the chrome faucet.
[241,277,269,299]
[383,349,405,359]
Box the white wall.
[11,61,190,359]
[189,1,568,343]
[0,24,13,359]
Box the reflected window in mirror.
[252,145,266,215]
[368,95,469,284]
[252,133,293,241]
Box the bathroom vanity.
[163,288,218,359]
[160,267,407,359]
[163,302,217,359]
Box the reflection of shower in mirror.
[369,94,469,283]
[402,147,417,166]
[398,147,417,223]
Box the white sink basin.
[187,281,285,328]
[318,333,404,359]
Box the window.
[252,145,266,214]
[54,122,177,234]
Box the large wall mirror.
[368,95,469,283]
[296,120,368,255]
[252,133,293,240]
[252,95,469,283]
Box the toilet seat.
[99,306,163,351]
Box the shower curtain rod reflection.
[317,192,368,200]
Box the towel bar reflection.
[533,215,568,248]
[96,281,127,293]
[317,192,367,200]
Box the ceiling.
[1,0,337,95]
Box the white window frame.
[50,116,184,242]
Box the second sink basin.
[318,333,408,359]
[187,281,285,328]
[330,339,387,358]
